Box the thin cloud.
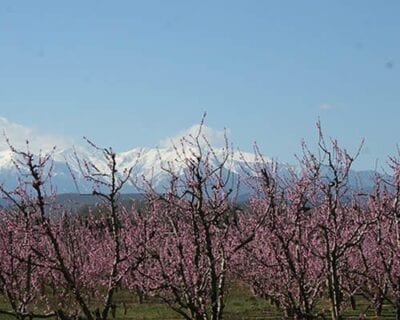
[319,103,334,111]
[0,117,72,153]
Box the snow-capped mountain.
[0,120,382,196]
[0,143,263,194]
[0,119,267,195]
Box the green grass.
[105,282,278,320]
[0,284,397,319]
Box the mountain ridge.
[0,141,384,198]
[0,143,261,194]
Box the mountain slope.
[0,142,384,197]
[0,144,262,194]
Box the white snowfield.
[0,138,266,193]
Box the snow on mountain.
[0,119,378,196]
[0,150,14,169]
[0,118,269,193]
[0,141,262,194]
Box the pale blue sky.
[0,1,399,169]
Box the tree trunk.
[327,260,342,320]
[396,300,400,320]
[374,299,383,318]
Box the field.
[0,281,396,319]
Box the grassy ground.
[105,283,278,320]
[0,283,396,319]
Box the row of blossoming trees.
[0,121,399,320]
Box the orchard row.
[0,121,399,320]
